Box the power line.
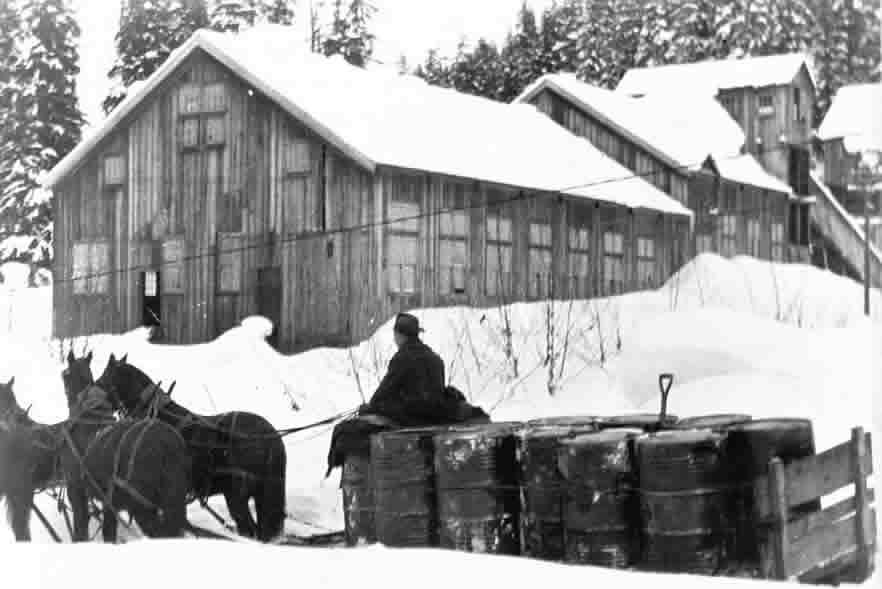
[53,137,829,288]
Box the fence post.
[851,427,872,580]
[766,457,790,580]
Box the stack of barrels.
[338,411,819,577]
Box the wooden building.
[44,27,691,352]
[516,74,801,264]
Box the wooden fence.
[753,427,875,583]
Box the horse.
[0,373,67,541]
[96,353,287,542]
[60,365,192,542]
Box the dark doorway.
[257,267,282,349]
[140,270,162,335]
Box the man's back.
[394,339,445,401]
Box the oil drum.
[341,452,376,546]
[724,418,819,565]
[518,423,598,560]
[558,428,643,568]
[371,427,445,547]
[673,414,753,431]
[434,423,522,554]
[598,413,679,431]
[636,430,734,574]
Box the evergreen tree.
[322,0,376,67]
[262,0,295,24]
[0,0,84,266]
[414,48,450,87]
[103,0,209,114]
[210,0,259,32]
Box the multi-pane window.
[178,80,227,150]
[696,233,714,255]
[771,222,785,262]
[528,200,553,299]
[602,230,625,295]
[72,242,110,295]
[283,134,322,234]
[568,206,591,298]
[217,233,243,293]
[439,184,468,296]
[720,214,738,257]
[758,93,775,116]
[486,192,513,298]
[103,154,125,186]
[747,218,761,257]
[793,87,802,122]
[636,237,656,288]
[387,181,420,294]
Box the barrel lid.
[637,429,723,447]
[375,426,452,440]
[563,428,644,446]
[674,414,753,430]
[527,415,599,427]
[599,413,679,428]
[435,422,522,440]
[728,418,812,433]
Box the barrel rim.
[562,427,644,445]
[726,417,813,432]
[636,429,725,446]
[672,414,753,429]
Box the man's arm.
[367,352,408,413]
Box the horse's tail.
[255,439,286,542]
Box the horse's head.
[96,353,151,414]
[62,350,95,410]
[0,376,27,424]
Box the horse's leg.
[224,483,258,539]
[101,505,118,544]
[67,483,90,542]
[8,488,32,542]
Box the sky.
[73,0,555,128]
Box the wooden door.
[257,267,282,349]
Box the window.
[283,137,320,234]
[771,222,785,262]
[568,205,591,298]
[720,214,738,257]
[179,83,201,114]
[204,115,226,146]
[71,242,110,295]
[528,200,553,299]
[439,184,469,296]
[180,117,200,148]
[758,93,775,116]
[178,82,227,150]
[144,271,158,298]
[387,181,420,295]
[602,230,625,295]
[162,240,184,294]
[696,233,714,255]
[485,192,513,297]
[636,237,656,288]
[284,139,312,175]
[793,87,801,122]
[103,154,125,186]
[747,218,761,257]
[217,234,242,293]
[671,176,689,204]
[203,83,227,112]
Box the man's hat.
[393,313,423,337]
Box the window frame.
[485,192,514,298]
[602,230,625,295]
[636,236,656,289]
[720,214,738,257]
[71,240,111,296]
[567,205,592,298]
[527,200,553,299]
[387,180,421,296]
[439,183,469,296]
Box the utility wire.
[52,137,837,287]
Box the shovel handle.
[658,373,674,422]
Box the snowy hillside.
[0,253,878,586]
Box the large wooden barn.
[44,27,691,352]
[515,73,802,264]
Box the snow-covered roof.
[616,53,815,98]
[515,73,789,194]
[44,27,691,218]
[817,83,882,153]
[710,153,793,194]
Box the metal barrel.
[558,428,644,568]
[341,453,376,546]
[724,418,819,565]
[673,414,753,431]
[598,413,680,431]
[636,430,734,574]
[517,423,598,560]
[371,427,447,548]
[434,423,523,555]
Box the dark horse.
[97,354,287,542]
[60,353,192,542]
[0,373,67,541]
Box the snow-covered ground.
[0,254,879,587]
